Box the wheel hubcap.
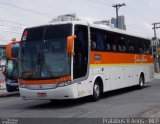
[94,84,100,98]
[140,78,143,87]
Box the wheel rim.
[140,77,144,87]
[94,83,100,98]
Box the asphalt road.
[0,79,160,118]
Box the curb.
[140,105,160,118]
[154,73,160,79]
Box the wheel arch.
[94,76,104,93]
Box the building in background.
[50,13,80,23]
[111,15,126,30]
[94,20,111,26]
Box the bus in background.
[5,43,19,92]
[0,56,6,71]
[6,15,154,101]
[0,56,7,90]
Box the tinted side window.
[137,38,145,54]
[104,31,117,52]
[119,35,127,52]
[91,28,106,51]
[143,40,152,54]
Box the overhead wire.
[87,0,112,7]
[0,29,22,34]
[0,19,25,34]
[0,25,24,30]
[87,0,158,37]
[0,0,157,37]
[87,0,155,25]
[0,1,50,41]
[0,1,51,17]
[0,18,27,26]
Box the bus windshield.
[19,24,72,79]
[6,60,18,79]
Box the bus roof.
[25,20,150,41]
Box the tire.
[138,75,144,89]
[50,100,60,104]
[91,80,101,101]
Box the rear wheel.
[138,75,144,89]
[91,80,101,101]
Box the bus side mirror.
[67,35,76,55]
[6,41,20,60]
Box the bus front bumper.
[19,83,78,100]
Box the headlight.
[57,81,72,87]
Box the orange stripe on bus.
[90,63,153,67]
[18,76,71,85]
[90,51,154,65]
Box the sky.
[0,0,160,44]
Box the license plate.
[37,93,47,97]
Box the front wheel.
[91,81,101,101]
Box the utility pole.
[152,22,160,40]
[112,3,126,28]
[152,22,160,73]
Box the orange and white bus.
[7,18,154,101]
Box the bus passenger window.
[129,45,134,52]
[91,30,97,50]
[104,33,111,51]
[118,45,122,52]
[96,32,106,50]
[139,48,143,53]
[121,45,126,52]
[106,43,111,51]
[91,41,96,50]
[91,28,106,51]
[112,44,116,51]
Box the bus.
[0,56,6,71]
[5,43,19,92]
[6,18,154,101]
[0,56,7,90]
